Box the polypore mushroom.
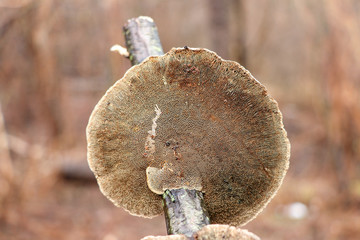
[194,225,260,240]
[141,224,260,240]
[87,48,290,229]
[141,235,187,240]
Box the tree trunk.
[208,0,230,59]
[229,0,247,66]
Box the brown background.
[0,0,360,239]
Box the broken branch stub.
[86,47,290,226]
[123,16,164,65]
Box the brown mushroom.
[87,48,290,225]
[141,235,188,240]
[194,225,260,240]
[141,224,260,240]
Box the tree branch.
[122,16,210,238]
[163,189,210,238]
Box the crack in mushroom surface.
[143,104,162,161]
[86,48,290,225]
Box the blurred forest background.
[1,0,360,239]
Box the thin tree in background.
[229,0,247,66]
[208,0,230,59]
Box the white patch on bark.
[144,105,161,159]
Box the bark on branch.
[123,16,164,65]
[163,189,210,238]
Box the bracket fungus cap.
[87,48,290,225]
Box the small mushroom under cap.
[87,48,290,225]
[194,225,260,240]
[141,235,187,240]
[141,224,260,240]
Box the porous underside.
[86,48,290,225]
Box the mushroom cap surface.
[87,48,290,225]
